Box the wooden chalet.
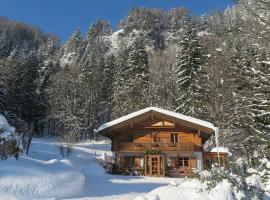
[97,107,228,177]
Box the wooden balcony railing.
[112,142,201,152]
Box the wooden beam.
[189,152,191,171]
[118,153,121,172]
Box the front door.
[145,155,165,176]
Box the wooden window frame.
[170,133,178,143]
[179,157,189,167]
[214,156,223,165]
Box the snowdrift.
[135,179,234,200]
[0,139,86,200]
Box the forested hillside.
[0,0,269,166]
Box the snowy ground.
[0,138,183,200]
[0,138,243,200]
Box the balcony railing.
[112,142,201,152]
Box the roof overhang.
[97,107,217,142]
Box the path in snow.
[67,140,183,200]
[0,138,183,200]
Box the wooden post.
[118,153,121,172]
[189,152,191,171]
[144,155,147,176]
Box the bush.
[58,143,73,158]
[0,114,21,160]
[0,139,20,160]
[200,161,268,200]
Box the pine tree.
[87,20,111,44]
[0,76,6,112]
[220,40,270,162]
[65,27,83,53]
[99,54,115,123]
[60,27,83,68]
[175,20,204,116]
[112,42,129,119]
[78,38,108,135]
[124,36,150,113]
[4,54,42,153]
[170,8,188,36]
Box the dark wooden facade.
[203,152,228,169]
[98,107,228,177]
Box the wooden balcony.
[112,142,201,152]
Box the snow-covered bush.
[200,166,229,191]
[0,114,21,159]
[200,160,270,200]
[58,132,77,157]
[58,143,73,158]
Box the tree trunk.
[25,122,34,155]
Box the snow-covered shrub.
[200,160,270,200]
[58,132,76,157]
[200,166,229,190]
[58,143,73,158]
[0,114,21,159]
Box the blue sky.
[0,0,234,41]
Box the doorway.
[145,155,165,176]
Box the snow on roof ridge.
[97,107,215,132]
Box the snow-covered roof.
[97,107,216,132]
[211,147,232,156]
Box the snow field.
[0,139,85,200]
[2,137,267,200]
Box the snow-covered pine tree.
[225,40,270,163]
[111,41,129,119]
[170,8,188,38]
[0,32,12,58]
[0,76,6,112]
[60,27,84,68]
[78,37,107,136]
[149,15,165,50]
[65,27,83,53]
[124,36,150,114]
[175,19,204,117]
[99,54,115,123]
[5,54,42,154]
[86,19,111,44]
[238,0,270,43]
[147,49,178,110]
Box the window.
[153,134,158,142]
[170,157,178,169]
[127,134,133,142]
[179,157,189,167]
[125,156,135,166]
[171,134,178,143]
[214,156,223,165]
[206,158,212,169]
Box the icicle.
[214,127,221,167]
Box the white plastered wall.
[193,152,203,172]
